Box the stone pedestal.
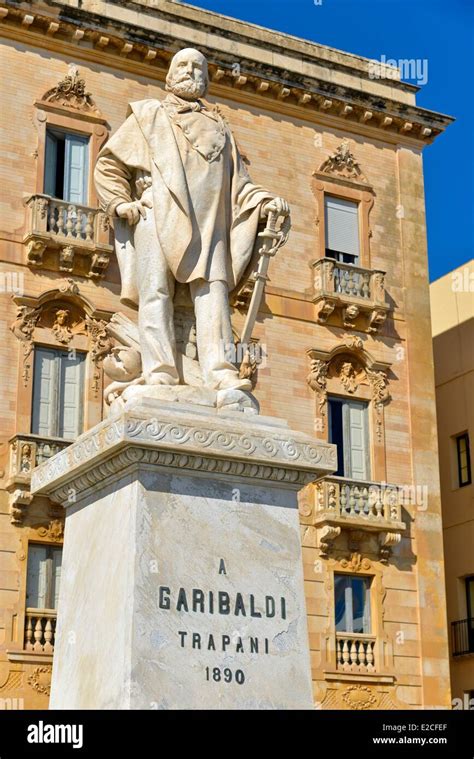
[31,398,336,710]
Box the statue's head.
[166,48,209,100]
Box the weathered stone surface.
[32,398,336,709]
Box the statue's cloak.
[95,99,273,307]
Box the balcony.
[24,609,57,654]
[311,257,389,333]
[7,433,71,524]
[311,476,406,559]
[336,632,377,673]
[23,193,113,278]
[452,618,474,657]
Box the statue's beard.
[168,76,207,100]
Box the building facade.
[431,261,474,707]
[0,0,453,709]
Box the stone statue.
[94,48,290,412]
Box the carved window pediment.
[37,65,104,122]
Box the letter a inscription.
[218,559,227,575]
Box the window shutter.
[31,348,57,437]
[44,131,58,197]
[325,196,360,261]
[345,400,369,481]
[63,134,89,205]
[58,352,85,439]
[26,546,48,609]
[52,549,62,610]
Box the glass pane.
[26,546,49,609]
[334,574,371,634]
[328,399,344,477]
[466,577,474,619]
[335,575,349,632]
[52,548,62,610]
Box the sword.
[239,208,290,349]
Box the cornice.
[0,1,454,146]
[30,404,337,503]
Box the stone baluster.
[85,211,94,241]
[33,616,44,652]
[25,614,34,650]
[48,202,57,234]
[341,638,350,668]
[340,485,348,515]
[43,618,54,653]
[348,269,356,296]
[366,640,375,670]
[358,640,367,668]
[57,204,66,236]
[349,486,357,516]
[361,271,370,298]
[75,207,83,238]
[66,205,75,237]
[349,639,358,666]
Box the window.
[324,195,360,265]
[456,433,472,487]
[335,574,371,634]
[44,128,89,205]
[26,544,62,610]
[466,577,474,620]
[329,397,370,480]
[31,347,86,439]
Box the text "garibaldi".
[159,586,288,619]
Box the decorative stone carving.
[338,360,359,393]
[317,524,341,556]
[379,530,401,563]
[58,278,80,295]
[307,358,329,429]
[31,402,337,502]
[89,251,110,278]
[36,519,64,542]
[367,370,390,442]
[59,245,74,273]
[10,305,41,385]
[343,303,360,327]
[318,139,368,182]
[339,552,372,572]
[52,308,73,344]
[85,316,114,395]
[311,258,389,333]
[341,685,378,710]
[26,239,47,266]
[41,65,101,116]
[23,194,113,279]
[27,666,52,696]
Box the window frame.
[44,126,90,205]
[32,99,108,211]
[26,542,63,611]
[312,174,374,269]
[328,394,371,481]
[334,572,372,635]
[30,345,86,440]
[455,432,472,488]
[324,194,361,266]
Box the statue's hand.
[116,198,153,225]
[262,197,290,218]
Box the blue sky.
[190,0,473,281]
